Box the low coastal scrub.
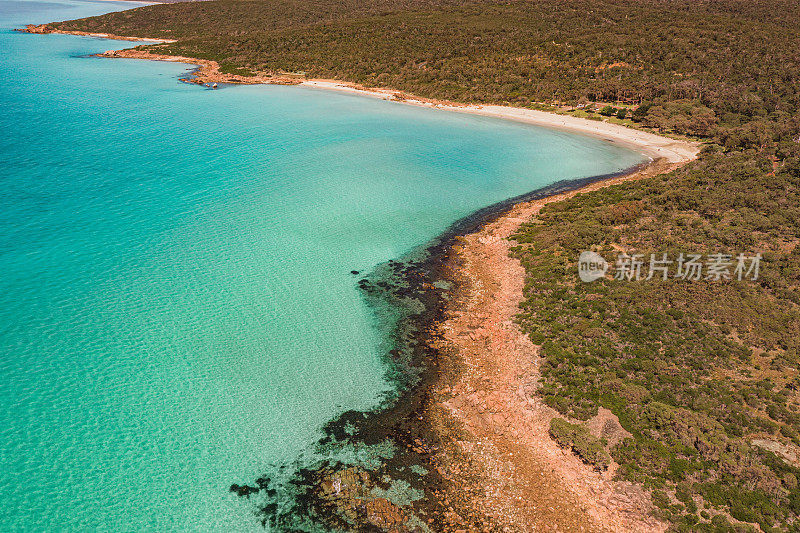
[511,148,800,531]
[549,417,611,471]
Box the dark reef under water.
[228,164,646,532]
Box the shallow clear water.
[0,1,645,529]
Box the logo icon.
[578,251,608,282]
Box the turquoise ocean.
[0,1,645,529]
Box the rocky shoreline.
[18,26,316,87]
[19,24,175,42]
[219,159,688,532]
[427,157,684,532]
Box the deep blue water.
[0,1,645,529]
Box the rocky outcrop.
[18,24,51,34]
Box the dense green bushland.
[511,149,800,531]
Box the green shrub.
[632,103,653,122]
[599,105,616,116]
[548,417,611,470]
[652,489,671,509]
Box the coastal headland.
[18,23,702,531]
[427,157,686,532]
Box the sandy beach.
[301,80,698,164]
[135,48,698,162]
